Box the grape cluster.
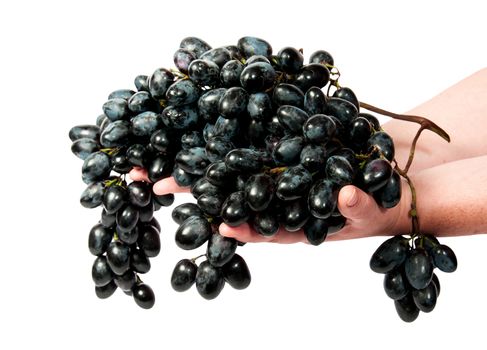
[71,119,174,308]
[69,36,442,313]
[370,234,457,322]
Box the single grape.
[114,270,137,292]
[137,224,161,257]
[276,165,313,201]
[150,129,172,153]
[106,241,131,275]
[108,89,136,101]
[277,105,309,133]
[92,256,114,287]
[383,268,409,300]
[148,68,174,99]
[171,259,198,292]
[282,199,310,231]
[361,158,393,193]
[80,181,105,209]
[303,217,329,245]
[299,144,327,172]
[333,87,359,110]
[132,283,155,309]
[309,50,334,66]
[161,105,199,130]
[237,36,272,58]
[404,247,433,290]
[373,170,401,208]
[95,280,117,299]
[180,37,212,57]
[69,124,100,142]
[431,244,457,272]
[100,120,131,148]
[302,114,336,144]
[188,59,220,86]
[205,161,234,187]
[166,79,200,106]
[272,136,305,166]
[240,62,276,93]
[197,193,226,216]
[277,47,303,74]
[175,216,212,250]
[134,75,149,92]
[138,203,154,223]
[127,182,151,208]
[308,179,338,219]
[368,131,395,161]
[173,48,197,74]
[71,138,100,160]
[175,147,210,175]
[128,91,157,114]
[225,148,263,173]
[325,155,354,187]
[207,232,238,267]
[304,87,327,116]
[394,293,419,322]
[147,155,169,183]
[222,254,251,290]
[219,87,249,119]
[221,191,250,226]
[273,83,305,108]
[116,204,139,233]
[369,235,410,273]
[195,260,225,300]
[412,281,437,313]
[247,92,273,120]
[103,98,131,122]
[153,193,175,207]
[198,88,227,122]
[294,63,330,91]
[81,151,111,184]
[118,227,139,245]
[326,97,358,127]
[245,174,275,212]
[253,211,280,236]
[131,248,151,274]
[220,60,244,87]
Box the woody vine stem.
[359,102,451,237]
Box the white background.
[1,0,486,349]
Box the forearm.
[381,67,487,173]
[393,155,487,237]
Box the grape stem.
[191,254,206,264]
[359,101,450,173]
[360,102,451,237]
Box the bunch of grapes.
[69,36,456,320]
[370,234,457,322]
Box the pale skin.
[130,68,487,243]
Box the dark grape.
[219,87,249,119]
[198,88,227,122]
[132,283,155,309]
[100,120,131,147]
[247,92,273,120]
[282,199,309,231]
[369,235,410,273]
[394,293,420,322]
[103,98,130,122]
[383,268,409,300]
[180,37,212,57]
[308,179,337,219]
[80,181,105,209]
[69,125,100,142]
[128,92,156,114]
[172,203,204,224]
[361,158,392,193]
[272,83,304,108]
[276,165,312,201]
[299,144,326,172]
[95,280,117,299]
[222,254,251,289]
[131,248,151,274]
[220,60,244,87]
[171,259,198,292]
[325,155,354,187]
[404,248,433,290]
[225,148,263,173]
[412,282,437,313]
[277,105,309,133]
[309,50,334,66]
[368,131,395,161]
[174,48,197,74]
[115,270,137,292]
[304,87,327,115]
[240,62,276,93]
[134,75,149,92]
[175,216,212,250]
[166,79,200,106]
[188,59,220,86]
[116,205,139,233]
[207,232,238,267]
[333,87,359,110]
[106,241,131,275]
[197,193,225,216]
[149,68,174,99]
[273,136,305,166]
[71,138,100,160]
[238,36,272,58]
[221,191,250,226]
[81,151,111,184]
[431,244,457,272]
[253,211,279,236]
[277,47,303,74]
[303,217,329,245]
[294,63,330,91]
[373,170,401,208]
[108,89,135,101]
[195,260,225,300]
[302,114,336,144]
[127,182,151,207]
[245,174,275,211]
[92,256,114,287]
[326,97,358,127]
[161,105,199,130]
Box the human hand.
[129,168,408,244]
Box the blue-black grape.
[100,120,131,147]
[245,174,275,212]
[273,136,305,166]
[273,83,304,108]
[80,181,105,209]
[325,155,354,187]
[149,68,174,99]
[106,241,131,275]
[172,203,204,225]
[219,87,249,119]
[108,89,136,101]
[116,204,139,233]
[253,211,280,236]
[132,283,155,309]
[161,104,199,130]
[278,47,303,74]
[221,191,250,226]
[222,254,251,290]
[368,131,395,161]
[303,217,329,245]
[114,270,136,292]
[207,232,238,267]
[361,158,393,193]
[373,170,401,208]
[103,98,131,122]
[276,165,312,201]
[304,87,327,115]
[309,50,334,66]
[197,193,225,216]
[240,62,276,93]
[220,60,244,87]
[103,185,127,214]
[431,244,457,272]
[175,216,212,250]
[69,124,100,142]
[95,280,117,299]
[71,138,100,160]
[166,79,200,106]
[92,256,114,287]
[134,75,149,92]
[404,248,433,290]
[173,48,197,74]
[82,151,111,184]
[370,235,409,273]
[333,87,359,110]
[200,47,232,68]
[198,88,227,122]
[238,36,272,58]
[171,259,197,292]
[302,114,336,144]
[188,59,220,87]
[180,37,212,57]
[394,293,419,322]
[282,199,310,231]
[326,97,358,127]
[299,144,326,172]
[225,148,263,173]
[196,260,225,300]
[88,223,113,256]
[131,111,160,137]
[294,63,330,91]
[137,224,161,257]
[247,92,273,120]
[412,282,437,313]
[383,268,409,300]
[308,179,337,219]
[175,147,209,175]
[278,107,309,138]
[128,91,157,114]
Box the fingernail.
[346,188,359,207]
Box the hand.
[130,167,408,244]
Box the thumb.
[337,185,379,222]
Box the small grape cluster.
[71,118,177,307]
[370,234,457,322]
[70,36,452,315]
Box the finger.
[152,177,191,195]
[129,167,150,182]
[337,185,381,223]
[219,223,306,244]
